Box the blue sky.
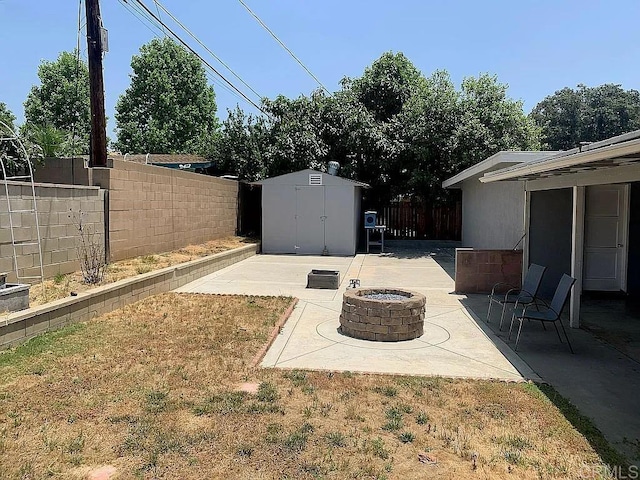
[1,0,639,139]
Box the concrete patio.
[177,245,535,381]
[177,242,640,465]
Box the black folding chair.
[487,263,546,330]
[509,274,576,353]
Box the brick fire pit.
[339,288,426,341]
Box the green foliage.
[28,124,68,157]
[115,38,219,155]
[530,84,640,150]
[214,51,537,203]
[0,102,16,130]
[23,50,90,155]
[210,106,268,181]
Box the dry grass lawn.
[27,236,252,307]
[0,293,618,479]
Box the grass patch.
[0,293,621,479]
[534,382,629,471]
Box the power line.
[117,0,259,107]
[237,0,329,94]
[127,0,268,115]
[153,0,263,100]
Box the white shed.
[255,169,368,255]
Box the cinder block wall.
[32,157,89,186]
[454,249,523,294]
[0,181,105,282]
[92,159,238,261]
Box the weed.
[373,385,398,397]
[146,390,169,413]
[193,391,246,416]
[256,382,279,403]
[398,431,415,443]
[136,265,152,275]
[265,423,282,444]
[237,444,254,457]
[339,390,356,401]
[53,272,66,284]
[503,450,526,466]
[416,411,429,425]
[320,402,333,417]
[69,209,106,284]
[284,431,308,453]
[325,431,347,448]
[284,369,308,387]
[67,432,85,454]
[382,406,404,431]
[141,255,158,264]
[370,437,389,460]
[494,434,533,451]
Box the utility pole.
[85,0,107,167]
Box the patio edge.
[251,297,299,368]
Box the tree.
[531,84,640,150]
[23,50,90,155]
[212,107,268,181]
[454,74,540,172]
[114,38,219,154]
[0,102,16,130]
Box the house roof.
[253,169,370,188]
[480,130,640,183]
[442,151,559,189]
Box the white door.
[294,186,325,254]
[583,184,629,291]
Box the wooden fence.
[372,201,461,240]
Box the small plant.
[398,431,415,443]
[370,437,389,460]
[146,390,169,413]
[53,272,66,285]
[416,411,429,425]
[67,432,85,454]
[256,382,279,403]
[382,406,404,431]
[284,370,308,387]
[373,385,398,397]
[236,444,253,457]
[325,431,347,447]
[69,209,106,285]
[136,265,152,275]
[140,255,158,264]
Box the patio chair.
[486,263,546,330]
[508,273,576,353]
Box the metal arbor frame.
[0,121,45,287]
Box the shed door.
[295,186,325,254]
[583,184,629,291]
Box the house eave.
[480,138,640,183]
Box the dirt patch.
[0,293,618,479]
[27,236,254,307]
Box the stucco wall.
[0,181,105,282]
[461,178,525,249]
[89,159,238,262]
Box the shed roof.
[442,151,559,189]
[254,169,369,188]
[480,129,640,183]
